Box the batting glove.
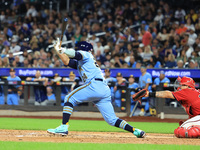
[53,38,65,54]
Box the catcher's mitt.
[132,89,147,102]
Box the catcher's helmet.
[77,41,93,52]
[174,76,195,91]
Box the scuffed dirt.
[0,129,199,145]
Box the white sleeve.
[63,48,76,58]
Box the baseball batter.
[144,76,200,138]
[47,38,145,138]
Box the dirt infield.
[0,129,199,145]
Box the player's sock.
[62,102,73,124]
[114,119,135,133]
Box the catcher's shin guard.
[174,125,200,138]
[174,127,187,138]
[187,125,200,138]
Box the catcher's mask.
[174,76,195,91]
[76,41,93,52]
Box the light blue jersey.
[47,41,146,137]
[129,82,139,115]
[47,94,56,101]
[7,76,21,88]
[129,83,139,96]
[154,77,170,85]
[7,75,21,105]
[139,72,152,91]
[77,51,104,83]
[0,79,4,105]
[64,50,119,126]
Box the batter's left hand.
[53,38,64,54]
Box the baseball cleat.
[133,128,146,138]
[47,124,69,136]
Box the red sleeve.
[172,89,189,102]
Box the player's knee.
[64,96,77,106]
[174,126,200,138]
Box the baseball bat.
[129,101,139,117]
[59,18,68,48]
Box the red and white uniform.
[172,88,200,128]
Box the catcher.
[132,76,200,138]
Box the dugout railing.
[0,80,188,117]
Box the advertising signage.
[0,68,199,78]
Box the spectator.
[7,68,22,105]
[156,27,170,42]
[185,59,198,69]
[154,9,164,23]
[176,21,187,35]
[176,60,184,69]
[128,56,137,68]
[142,45,153,63]
[94,41,104,55]
[14,56,22,67]
[95,50,106,65]
[152,49,164,67]
[185,9,198,24]
[2,57,10,67]
[20,38,31,51]
[141,28,152,46]
[9,38,21,53]
[165,53,177,68]
[176,49,187,64]
[135,60,142,68]
[26,70,48,106]
[8,52,15,66]
[185,18,195,31]
[0,0,199,71]
[174,7,186,21]
[26,5,38,17]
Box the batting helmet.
[77,41,93,52]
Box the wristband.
[149,92,156,97]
